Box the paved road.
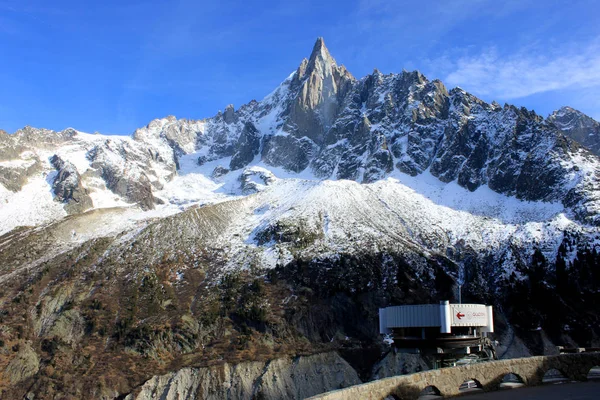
[459,381,600,399]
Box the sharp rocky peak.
[294,37,354,83]
[549,106,598,124]
[307,37,335,72]
[310,37,329,59]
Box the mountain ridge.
[3,39,600,227]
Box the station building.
[379,300,496,367]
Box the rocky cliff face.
[549,106,600,155]
[125,352,361,400]
[1,38,600,400]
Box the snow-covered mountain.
[3,39,600,231]
[549,106,600,156]
[1,38,600,399]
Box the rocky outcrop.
[549,106,600,155]
[87,140,164,210]
[211,165,230,178]
[239,166,276,194]
[371,351,430,380]
[50,155,93,214]
[124,352,361,400]
[0,156,42,192]
[223,104,238,124]
[98,163,158,211]
[4,343,40,385]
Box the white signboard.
[451,305,488,326]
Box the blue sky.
[1,0,599,134]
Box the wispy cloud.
[333,0,537,76]
[354,0,532,43]
[442,39,600,99]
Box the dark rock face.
[223,104,237,124]
[262,135,316,173]
[197,155,208,166]
[549,106,600,155]
[49,155,93,214]
[427,101,565,202]
[229,122,261,170]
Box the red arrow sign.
[456,312,465,320]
